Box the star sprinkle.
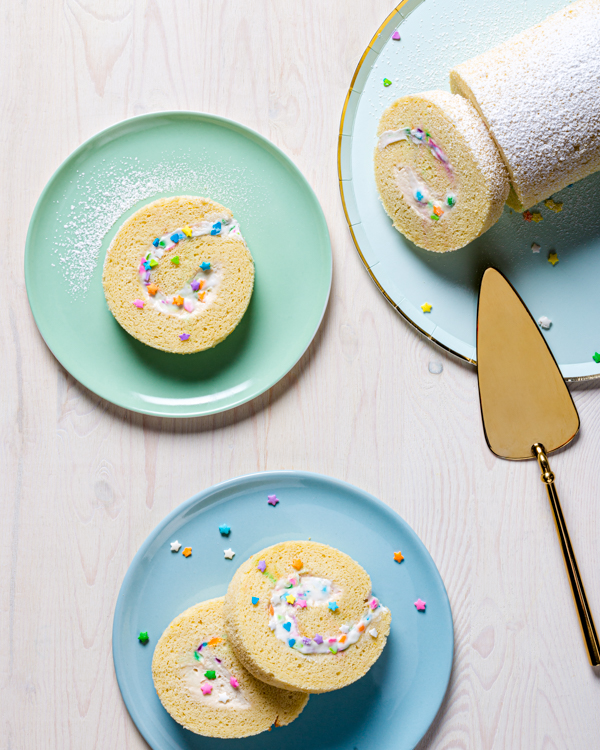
[297,600,307,609]
[393,551,404,563]
[217,692,229,703]
[383,78,392,87]
[191,279,200,292]
[548,251,559,266]
[421,302,432,313]
[200,261,211,270]
[414,598,426,611]
[286,594,296,605]
[369,598,379,610]
[531,243,540,253]
[328,602,339,612]
[219,524,231,536]
[267,495,279,506]
[224,548,235,559]
[201,684,212,695]
[147,283,159,295]
[183,547,192,557]
[182,225,193,237]
[257,560,266,572]
[523,210,533,222]
[593,352,600,364]
[538,316,552,330]
[170,540,182,552]
[369,628,378,638]
[179,333,190,341]
[138,631,149,644]
[204,670,216,680]
[251,596,259,605]
[173,295,184,306]
[392,30,401,40]
[531,212,543,223]
[544,198,563,213]
[230,676,239,688]
[292,559,303,570]
[340,624,350,634]
[314,634,323,644]
[133,299,144,308]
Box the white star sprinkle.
[170,540,182,552]
[369,628,378,638]
[531,242,541,253]
[224,548,235,559]
[340,624,350,634]
[538,316,552,330]
[217,692,229,703]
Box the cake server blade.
[476,267,599,665]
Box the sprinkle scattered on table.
[523,210,533,222]
[414,598,426,611]
[392,30,401,40]
[267,494,279,506]
[544,198,563,213]
[538,316,552,330]
[328,601,339,612]
[179,332,190,341]
[183,547,192,557]
[133,299,144,308]
[224,548,235,559]
[393,551,404,563]
[257,560,266,572]
[531,243,540,253]
[251,596,259,605]
[593,352,600,364]
[138,631,149,644]
[219,524,231,536]
[548,251,559,266]
[383,78,392,87]
[421,302,432,313]
[531,212,543,223]
[170,540,182,552]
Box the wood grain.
[1,1,599,748]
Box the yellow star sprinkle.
[531,212,543,223]
[182,547,192,557]
[544,199,563,213]
[182,225,193,237]
[548,252,559,266]
[421,302,432,313]
[393,551,404,563]
[286,594,296,605]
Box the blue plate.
[339,0,600,380]
[113,472,453,750]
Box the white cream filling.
[181,650,250,710]
[396,166,456,222]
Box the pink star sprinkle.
[179,333,190,341]
[392,30,401,40]
[201,684,212,695]
[230,677,239,689]
[297,600,307,608]
[267,495,279,506]
[370,598,378,610]
[414,599,426,611]
[133,299,144,308]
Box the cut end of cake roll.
[450,0,600,212]
[224,541,391,694]
[373,90,510,252]
[151,597,309,738]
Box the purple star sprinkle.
[191,279,200,292]
[303,637,312,646]
[179,333,190,341]
[267,494,279,506]
[257,560,266,572]
[314,634,323,644]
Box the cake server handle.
[533,443,600,666]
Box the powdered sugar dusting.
[51,153,262,295]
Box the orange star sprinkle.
[147,283,159,296]
[292,559,303,570]
[207,637,222,646]
[198,291,206,302]
[393,551,404,563]
[173,295,184,306]
[182,547,192,557]
[432,206,444,217]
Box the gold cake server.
[477,267,600,666]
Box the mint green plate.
[25,112,331,417]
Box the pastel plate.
[25,112,331,416]
[113,471,454,750]
[339,0,600,380]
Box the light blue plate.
[113,472,453,750]
[339,0,600,380]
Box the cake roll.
[224,541,391,694]
[374,91,509,252]
[450,0,600,211]
[103,195,254,354]
[151,597,309,738]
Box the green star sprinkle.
[593,353,600,364]
[383,78,392,87]
[171,256,180,265]
[204,670,216,680]
[138,631,149,644]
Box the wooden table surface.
[2,1,599,748]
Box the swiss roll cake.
[450,0,600,211]
[374,90,509,252]
[224,541,391,694]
